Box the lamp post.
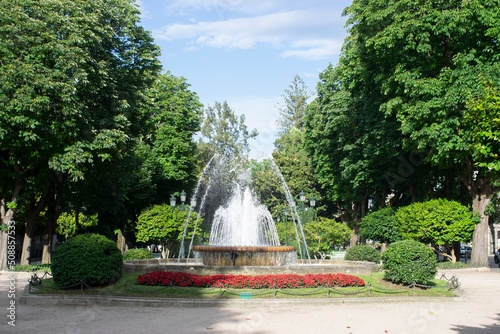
[310,195,316,223]
[170,195,176,209]
[180,190,187,211]
[171,191,188,212]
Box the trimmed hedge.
[344,245,381,263]
[382,240,437,285]
[123,248,154,260]
[52,233,123,287]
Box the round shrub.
[123,248,154,260]
[344,245,381,263]
[52,233,123,287]
[382,240,437,285]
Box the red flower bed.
[136,271,364,289]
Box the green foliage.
[250,158,285,215]
[326,0,500,265]
[304,217,352,258]
[437,261,469,270]
[304,64,405,221]
[0,0,162,268]
[56,211,99,239]
[12,264,51,272]
[198,101,258,163]
[394,199,477,246]
[344,245,381,263]
[275,75,312,133]
[123,248,154,261]
[359,207,401,244]
[144,72,203,193]
[463,79,500,171]
[382,240,437,285]
[52,234,123,286]
[135,204,200,257]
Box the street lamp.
[190,198,197,208]
[170,195,176,209]
[310,195,316,223]
[180,190,187,211]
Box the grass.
[437,261,470,270]
[30,271,458,299]
[12,264,51,272]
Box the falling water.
[176,154,310,264]
[269,158,311,262]
[177,154,217,263]
[209,184,280,246]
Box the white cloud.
[154,8,346,60]
[280,39,344,60]
[164,0,284,16]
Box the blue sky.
[135,0,352,157]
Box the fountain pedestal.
[193,245,297,266]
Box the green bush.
[344,245,381,263]
[382,240,437,285]
[52,233,123,287]
[123,248,154,260]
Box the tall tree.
[197,101,258,167]
[275,75,312,133]
[304,64,408,233]
[144,72,203,197]
[0,0,161,267]
[344,0,500,266]
[272,76,325,218]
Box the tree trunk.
[116,227,128,255]
[451,241,461,263]
[408,177,417,203]
[41,202,61,264]
[19,233,33,265]
[0,208,17,269]
[0,180,22,269]
[350,202,362,247]
[468,181,494,267]
[161,242,169,259]
[460,159,497,268]
[381,243,388,253]
[20,187,51,265]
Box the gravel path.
[1,263,499,334]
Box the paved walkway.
[1,261,499,334]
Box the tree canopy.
[198,101,258,162]
[359,207,401,244]
[342,0,500,266]
[304,0,500,264]
[394,199,477,261]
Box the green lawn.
[30,271,458,299]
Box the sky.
[135,0,352,157]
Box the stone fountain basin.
[123,258,378,276]
[193,245,298,266]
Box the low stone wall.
[123,259,378,276]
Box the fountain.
[124,154,378,276]
[193,184,297,266]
